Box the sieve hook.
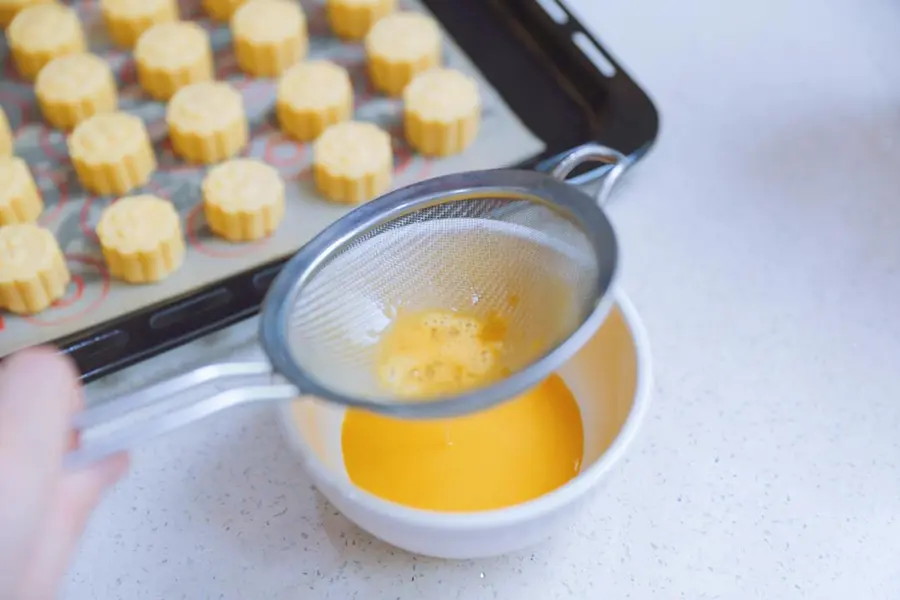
[547,143,632,206]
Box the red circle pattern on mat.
[21,254,111,327]
[155,137,208,173]
[37,128,70,162]
[2,53,22,83]
[144,179,170,200]
[389,123,433,182]
[79,196,101,241]
[79,195,122,242]
[180,0,204,19]
[305,3,330,37]
[262,130,307,171]
[233,78,273,109]
[330,55,376,109]
[33,165,70,225]
[115,58,144,101]
[0,88,31,130]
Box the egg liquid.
[341,309,584,512]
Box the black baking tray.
[45,0,660,382]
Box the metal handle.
[65,362,298,470]
[547,143,633,206]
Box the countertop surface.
[67,0,900,598]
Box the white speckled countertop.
[66,0,900,598]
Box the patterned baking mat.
[0,0,545,355]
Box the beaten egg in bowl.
[282,294,650,559]
[341,308,584,512]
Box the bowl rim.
[277,288,652,530]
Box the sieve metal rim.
[258,168,619,419]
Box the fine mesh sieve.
[64,143,631,469]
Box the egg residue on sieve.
[374,308,510,399]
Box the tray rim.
[1,0,661,382]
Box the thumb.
[17,452,128,600]
[0,347,77,595]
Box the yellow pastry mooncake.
[68,112,157,195]
[364,12,441,97]
[326,0,396,41]
[231,0,307,78]
[6,3,86,80]
[166,81,248,164]
[0,223,70,314]
[276,60,353,142]
[202,0,247,21]
[0,156,43,225]
[135,21,213,101]
[403,68,480,157]
[35,52,118,130]
[313,121,392,204]
[202,158,285,242]
[0,105,12,157]
[100,0,179,48]
[96,194,186,283]
[0,0,53,29]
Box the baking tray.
[0,0,659,382]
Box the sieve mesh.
[60,153,627,469]
[286,193,602,405]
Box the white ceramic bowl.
[277,291,652,560]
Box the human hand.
[0,347,129,600]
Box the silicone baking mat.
[0,0,545,356]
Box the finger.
[67,382,86,451]
[0,347,80,596]
[0,347,79,474]
[16,453,129,600]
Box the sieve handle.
[64,362,298,470]
[548,143,633,206]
